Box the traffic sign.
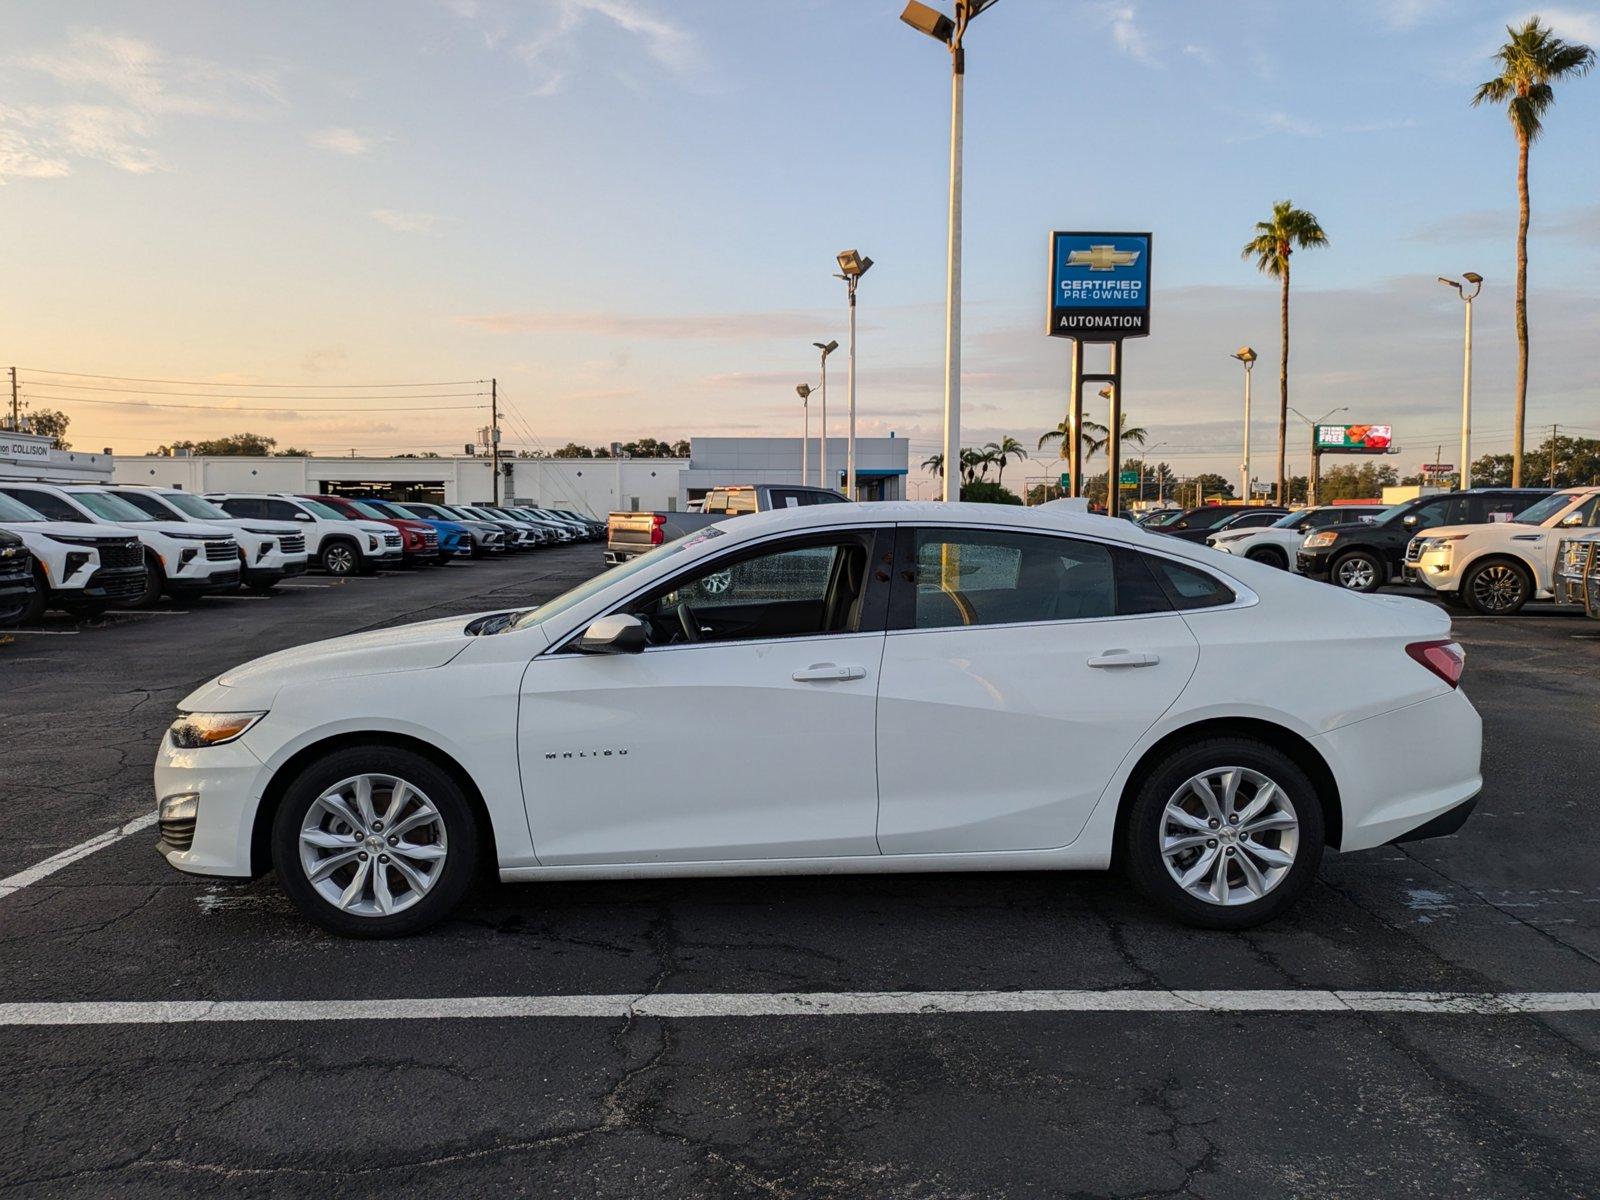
[1058,472,1071,489]
[1118,469,1138,486]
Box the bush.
[959,480,1023,505]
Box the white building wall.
[2,432,115,484]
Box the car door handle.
[1087,650,1160,669]
[792,663,867,682]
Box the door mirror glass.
[295,511,313,521]
[1295,522,1312,533]
[1561,511,1585,527]
[1402,514,1418,527]
[577,613,647,654]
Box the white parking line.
[0,813,157,900]
[1,989,1597,1026]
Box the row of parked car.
[1135,485,1600,615]
[0,481,603,627]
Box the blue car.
[361,499,471,560]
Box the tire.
[320,539,360,577]
[1330,549,1384,593]
[9,566,50,625]
[271,745,481,938]
[1121,737,1325,930]
[1461,558,1532,615]
[128,550,165,608]
[1246,546,1288,570]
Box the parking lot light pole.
[833,257,869,498]
[1231,347,1257,502]
[813,339,839,492]
[796,384,813,486]
[901,1,1000,502]
[1438,273,1482,489]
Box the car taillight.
[1406,639,1464,688]
[650,513,667,546]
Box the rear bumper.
[1313,688,1484,852]
[1391,793,1479,844]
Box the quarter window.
[1144,556,1235,610]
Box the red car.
[300,495,442,565]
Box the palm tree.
[1037,419,1096,465]
[921,452,945,479]
[1473,18,1594,486]
[984,436,1028,486]
[1082,414,1148,460]
[959,447,987,484]
[1242,200,1329,504]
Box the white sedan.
[155,502,1482,936]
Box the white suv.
[105,486,311,593]
[0,489,148,619]
[1405,485,1600,614]
[1555,528,1600,618]
[1208,505,1386,571]
[0,481,240,607]
[207,493,402,576]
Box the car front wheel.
[1246,546,1288,569]
[1461,559,1531,615]
[320,540,359,577]
[1121,737,1324,930]
[272,746,480,937]
[1331,549,1383,592]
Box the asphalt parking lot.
[2,548,1599,1199]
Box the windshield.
[396,504,440,520]
[508,537,694,633]
[72,491,155,522]
[1373,502,1412,524]
[164,493,231,521]
[1513,493,1578,525]
[1270,510,1310,529]
[298,498,347,521]
[348,500,391,520]
[0,493,45,522]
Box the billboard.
[1315,424,1392,454]
[1048,232,1151,341]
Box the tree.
[19,406,71,448]
[921,452,946,479]
[1242,200,1330,505]
[983,436,1028,487]
[1037,419,1096,465]
[959,480,1022,505]
[1318,462,1397,502]
[1473,18,1594,486]
[151,432,281,456]
[551,442,597,458]
[958,447,988,483]
[1082,414,1147,461]
[1191,473,1236,502]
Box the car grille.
[159,815,196,852]
[92,568,147,601]
[0,552,28,584]
[1403,539,1423,564]
[208,567,241,588]
[383,532,402,549]
[279,533,306,555]
[94,538,143,570]
[421,529,438,549]
[204,539,236,562]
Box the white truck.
[0,481,240,608]
[0,490,148,619]
[104,485,310,593]
[207,492,403,576]
[1404,485,1600,614]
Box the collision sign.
[1047,231,1151,340]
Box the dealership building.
[1,431,114,485]
[111,436,910,515]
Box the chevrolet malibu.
[155,502,1483,937]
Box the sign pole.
[1105,340,1123,518]
[1067,338,1084,499]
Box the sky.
[2,0,1598,488]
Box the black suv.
[0,529,37,626]
[1152,505,1289,544]
[1296,488,1553,592]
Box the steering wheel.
[677,602,701,643]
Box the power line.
[20,380,488,399]
[20,392,488,413]
[19,367,486,388]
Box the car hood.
[203,613,484,702]
[0,519,144,541]
[222,518,303,535]
[146,520,239,539]
[1413,521,1534,539]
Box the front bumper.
[80,564,148,604]
[1295,549,1333,580]
[1402,548,1457,592]
[167,566,242,594]
[243,556,310,585]
[154,733,266,877]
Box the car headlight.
[1415,536,1464,552]
[1303,531,1339,549]
[367,535,380,550]
[167,711,265,748]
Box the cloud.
[370,208,448,233]
[1181,43,1214,65]
[1,30,281,181]
[1382,0,1447,29]
[1533,6,1600,43]
[1412,203,1600,244]
[308,126,388,156]
[455,308,843,341]
[1100,4,1159,66]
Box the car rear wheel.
[1331,549,1383,592]
[320,540,359,577]
[1121,737,1324,929]
[1246,546,1288,569]
[272,746,480,938]
[1461,558,1532,615]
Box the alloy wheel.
[324,544,355,575]
[1335,556,1376,590]
[1469,563,1526,613]
[1159,766,1300,906]
[298,774,448,917]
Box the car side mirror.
[1402,514,1418,527]
[295,512,313,521]
[1560,512,1585,527]
[1173,520,1188,530]
[576,613,646,654]
[1295,522,1311,533]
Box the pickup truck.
[606,484,847,565]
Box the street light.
[813,339,839,493]
[833,257,869,498]
[1289,404,1348,506]
[1231,347,1257,502]
[1438,273,1483,489]
[796,384,813,487]
[1138,440,1169,504]
[900,0,1000,502]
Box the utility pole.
[8,366,18,431]
[490,377,500,504]
[1550,423,1559,488]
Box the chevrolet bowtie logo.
[1066,244,1141,272]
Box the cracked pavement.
[2,547,1599,1197]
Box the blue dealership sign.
[1047,231,1151,341]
